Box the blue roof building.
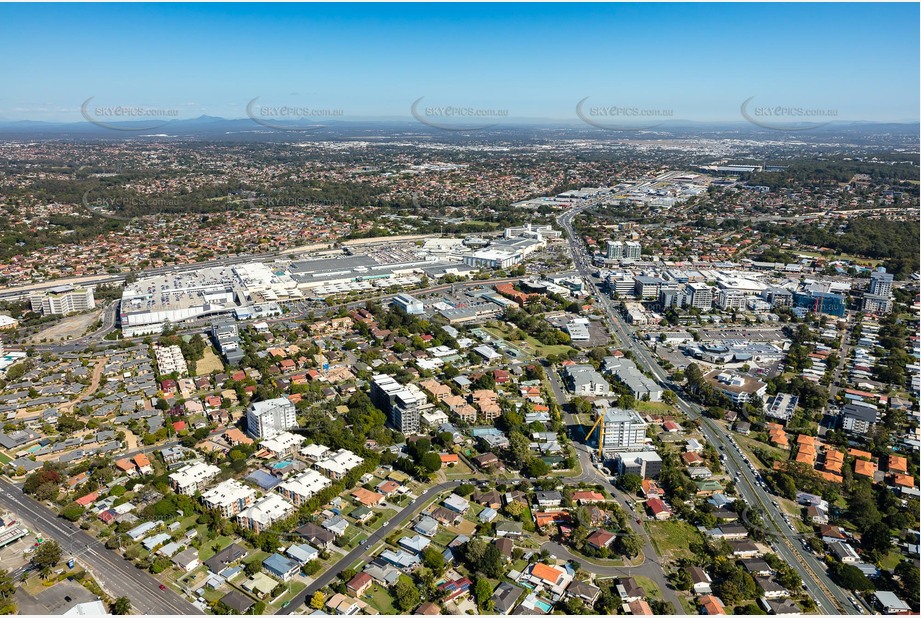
[263,553,300,581]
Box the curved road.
[558,203,855,615]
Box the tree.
[829,562,874,591]
[421,451,442,473]
[504,501,526,518]
[391,575,421,612]
[473,578,494,612]
[61,503,86,522]
[713,563,757,604]
[310,592,326,610]
[615,533,643,558]
[0,567,13,615]
[461,539,488,566]
[111,597,132,615]
[522,457,550,478]
[618,473,643,494]
[32,540,62,577]
[480,544,504,578]
[860,522,891,559]
[422,547,445,575]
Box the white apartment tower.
[247,397,297,439]
[29,285,95,316]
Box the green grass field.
[198,535,236,562]
[364,583,397,614]
[646,520,702,563]
[444,461,474,478]
[634,575,662,600]
[366,508,396,532]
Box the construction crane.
[584,412,605,459]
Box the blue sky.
[0,3,918,123]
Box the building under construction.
[585,406,648,459]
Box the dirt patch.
[123,429,139,451]
[28,308,103,344]
[194,346,224,375]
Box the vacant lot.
[194,346,224,375]
[29,308,103,343]
[646,520,702,563]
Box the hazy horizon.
[0,3,918,126]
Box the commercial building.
[606,241,627,260]
[764,393,798,422]
[504,223,561,241]
[615,450,663,479]
[793,290,846,318]
[246,397,297,439]
[704,371,767,405]
[314,448,364,480]
[169,461,221,495]
[370,374,425,434]
[605,272,636,297]
[761,287,794,308]
[842,403,879,435]
[392,293,424,315]
[634,276,666,300]
[211,319,245,365]
[201,479,257,517]
[563,365,611,396]
[565,319,591,341]
[685,282,714,310]
[29,285,95,316]
[862,294,893,315]
[658,286,686,310]
[717,289,748,311]
[602,356,662,402]
[260,431,306,457]
[598,407,648,455]
[868,268,893,298]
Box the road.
[279,480,464,615]
[556,203,856,615]
[0,478,202,615]
[545,368,683,613]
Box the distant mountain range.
[0,114,916,141]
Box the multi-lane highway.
[0,479,202,615]
[556,204,857,615]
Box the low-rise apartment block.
[170,461,221,495]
